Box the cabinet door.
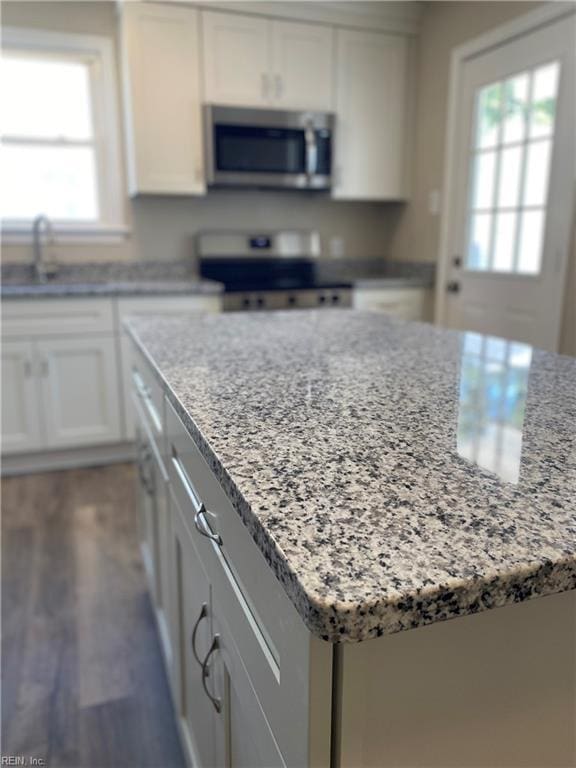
[202,10,271,107]
[121,3,205,195]
[38,336,122,449]
[171,498,218,768]
[210,605,285,768]
[334,30,410,200]
[271,20,334,110]
[135,425,160,604]
[1,340,43,454]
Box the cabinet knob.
[446,281,460,294]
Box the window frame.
[1,27,127,242]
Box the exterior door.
[1,340,43,454]
[38,336,122,448]
[444,12,575,351]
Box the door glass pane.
[529,62,560,139]
[467,213,492,270]
[517,210,545,274]
[1,145,98,220]
[472,151,496,210]
[492,212,516,272]
[523,140,551,207]
[475,82,502,149]
[502,73,529,145]
[465,60,560,276]
[1,54,93,140]
[497,146,522,208]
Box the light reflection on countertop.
[457,333,533,484]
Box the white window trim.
[1,26,128,242]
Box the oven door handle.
[305,121,318,182]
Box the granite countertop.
[125,310,575,643]
[1,261,222,298]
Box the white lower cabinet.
[1,335,121,453]
[38,336,122,448]
[1,340,43,453]
[130,346,333,767]
[353,286,433,322]
[171,497,220,767]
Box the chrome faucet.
[32,214,58,283]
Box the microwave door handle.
[305,122,318,182]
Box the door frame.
[435,3,576,329]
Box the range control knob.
[288,295,296,306]
[242,297,251,308]
[331,294,340,305]
[318,295,327,305]
[256,297,265,308]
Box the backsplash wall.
[1,1,403,266]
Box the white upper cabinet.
[202,11,334,111]
[202,11,270,107]
[333,29,411,201]
[271,21,334,111]
[121,3,205,195]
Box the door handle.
[274,74,283,100]
[446,281,460,294]
[201,634,222,713]
[305,120,318,181]
[194,509,222,546]
[191,602,208,667]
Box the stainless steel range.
[197,230,352,311]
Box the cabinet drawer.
[2,298,115,337]
[129,343,165,441]
[166,397,318,766]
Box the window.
[466,61,560,275]
[1,28,124,238]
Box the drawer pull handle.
[191,602,208,667]
[194,509,222,547]
[201,634,221,713]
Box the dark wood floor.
[2,463,185,768]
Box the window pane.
[523,140,551,207]
[497,146,522,208]
[475,82,502,149]
[529,62,560,139]
[1,145,98,220]
[492,212,516,272]
[471,151,496,210]
[517,210,545,274]
[502,73,529,145]
[467,213,492,270]
[1,55,93,140]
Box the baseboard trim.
[1,441,135,476]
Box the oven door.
[204,105,332,189]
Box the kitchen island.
[126,309,576,768]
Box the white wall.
[1,0,401,265]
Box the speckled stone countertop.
[125,310,576,643]
[1,261,222,298]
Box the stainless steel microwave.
[204,105,334,190]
